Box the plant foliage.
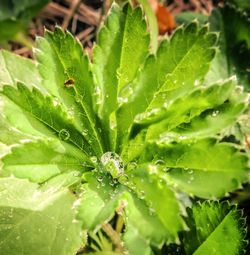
[0,3,249,254]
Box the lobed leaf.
[183,201,247,255]
[126,166,185,239]
[76,172,126,231]
[116,22,217,151]
[35,27,104,155]
[142,139,249,198]
[207,4,250,89]
[0,139,89,183]
[0,83,95,156]
[0,177,83,255]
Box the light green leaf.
[123,223,153,255]
[126,166,185,239]
[35,27,104,155]
[0,139,89,183]
[123,192,172,246]
[138,78,235,127]
[1,83,94,156]
[142,139,249,198]
[0,177,83,255]
[92,3,150,146]
[160,84,247,143]
[0,50,41,87]
[183,201,247,255]
[137,0,158,53]
[160,96,246,143]
[76,172,126,231]
[150,21,217,107]
[116,22,217,151]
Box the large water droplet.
[59,129,70,141]
[101,152,124,178]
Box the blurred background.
[0,0,225,58]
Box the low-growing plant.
[0,2,249,255]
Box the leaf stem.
[102,223,125,254]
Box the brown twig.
[62,0,82,30]
[76,26,95,41]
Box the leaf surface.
[116,22,217,150]
[183,201,247,255]
[76,172,126,231]
[1,139,89,183]
[0,177,82,255]
[1,84,94,156]
[92,3,150,149]
[142,139,249,198]
[35,27,103,155]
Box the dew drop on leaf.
[101,152,124,178]
[58,129,70,141]
[212,110,219,117]
[52,97,60,107]
[81,129,88,136]
[90,156,97,164]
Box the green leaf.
[137,78,235,127]
[142,139,249,198]
[123,223,153,255]
[126,166,185,239]
[35,27,104,155]
[159,98,246,143]
[116,22,217,151]
[0,50,41,87]
[145,78,247,141]
[92,3,150,148]
[175,12,208,25]
[76,172,126,231]
[1,83,95,156]
[0,139,89,183]
[207,4,250,89]
[0,177,83,255]
[183,201,247,255]
[123,192,172,247]
[137,0,158,53]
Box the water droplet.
[52,97,60,107]
[59,129,70,141]
[90,156,97,164]
[155,159,165,165]
[179,135,187,140]
[81,129,88,136]
[75,94,83,103]
[212,110,219,117]
[148,164,157,174]
[194,79,200,86]
[118,174,129,185]
[97,176,103,182]
[127,162,138,171]
[101,152,124,178]
[117,96,128,105]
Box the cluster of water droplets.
[100,152,124,178]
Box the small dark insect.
[64,78,75,87]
